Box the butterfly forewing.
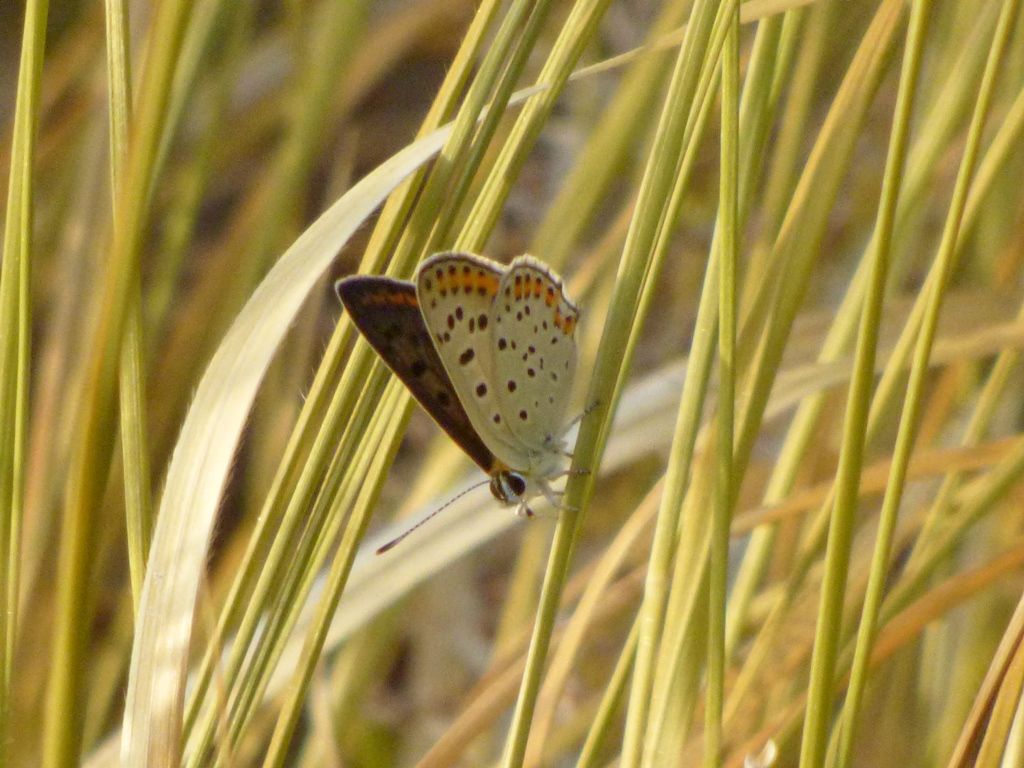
[491,256,579,451]
[415,252,531,468]
[336,275,497,473]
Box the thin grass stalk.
[180,323,364,741]
[457,0,617,254]
[731,0,903,497]
[17,118,105,639]
[640,5,791,676]
[796,0,931,763]
[526,481,660,764]
[46,0,194,763]
[388,0,548,270]
[148,0,234,208]
[732,12,792,226]
[621,33,741,767]
[611,4,733,766]
[262,384,407,766]
[945,587,1024,768]
[104,0,154,612]
[825,2,931,761]
[753,0,831,262]
[218,391,411,759]
[906,82,1024,568]
[569,6,798,768]
[645,523,711,763]
[856,12,1014,449]
[424,2,563,254]
[0,0,48,758]
[732,5,904,563]
[878,439,1024,633]
[240,2,368,506]
[146,60,236,338]
[909,343,1022,568]
[576,619,640,768]
[706,6,739,764]
[615,78,724,744]
[793,435,1024,677]
[261,0,368,262]
[181,363,392,761]
[358,0,502,272]
[501,0,725,762]
[416,565,647,768]
[723,6,826,653]
[721,0,909,736]
[973,632,1024,767]
[490,225,626,658]
[533,0,695,264]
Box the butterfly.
[336,252,581,550]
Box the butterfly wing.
[491,255,579,452]
[336,275,497,473]
[415,252,531,469]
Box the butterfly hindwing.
[491,255,579,451]
[336,275,497,473]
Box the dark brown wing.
[335,275,497,473]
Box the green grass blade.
[828,0,932,761]
[0,0,48,760]
[706,4,739,764]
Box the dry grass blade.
[121,124,454,766]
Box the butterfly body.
[336,252,579,517]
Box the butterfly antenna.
[375,478,491,554]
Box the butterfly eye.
[489,471,527,503]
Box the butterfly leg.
[538,479,578,513]
[546,468,590,482]
[562,399,601,432]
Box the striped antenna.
[376,478,491,554]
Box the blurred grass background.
[3,0,1024,765]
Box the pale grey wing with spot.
[415,252,531,469]
[490,255,579,452]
